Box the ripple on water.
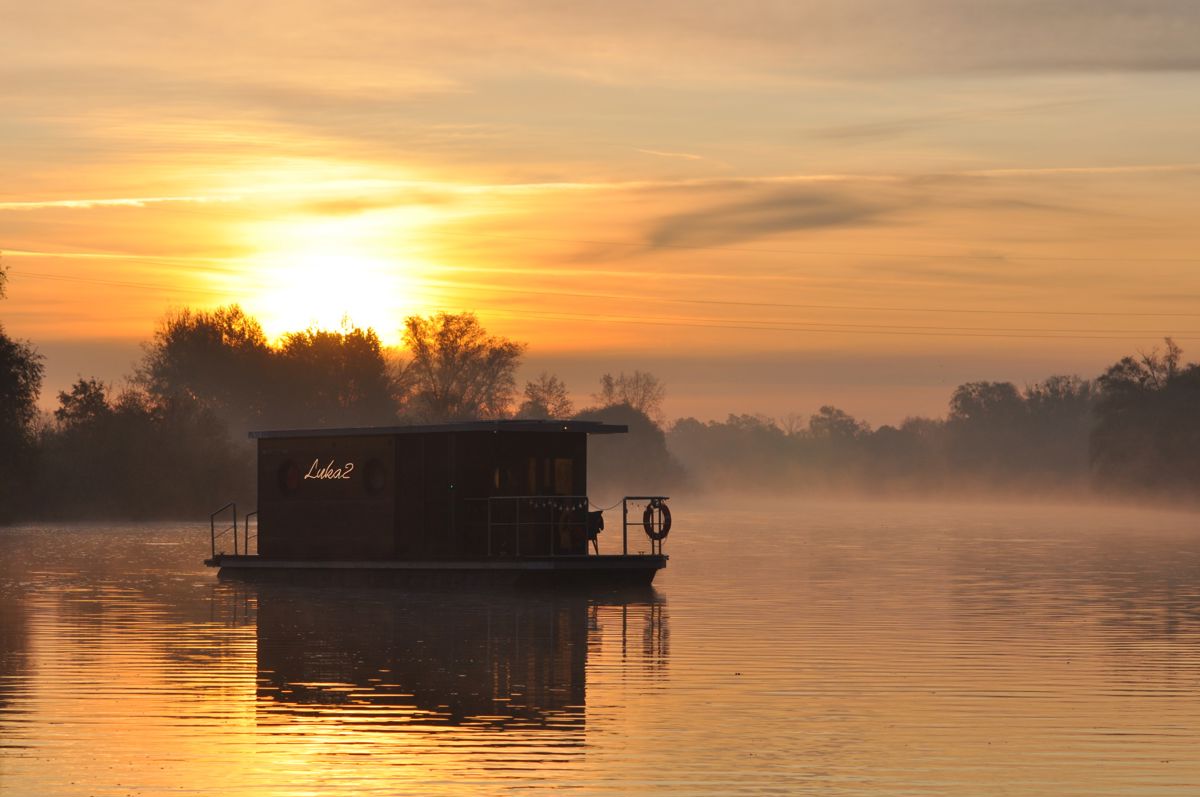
[2,502,1199,795]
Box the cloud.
[300,191,458,216]
[303,1,1200,79]
[856,260,1036,288]
[964,164,1200,178]
[645,187,892,249]
[0,195,239,211]
[635,148,711,162]
[809,100,1093,143]
[634,165,1144,253]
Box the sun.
[251,250,411,343]
[236,213,429,346]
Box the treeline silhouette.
[670,377,1096,495]
[670,343,1200,500]
[0,302,681,520]
[1,290,1198,521]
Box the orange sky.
[3,2,1200,424]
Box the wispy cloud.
[635,148,710,162]
[964,164,1200,178]
[0,195,241,211]
[5,164,1195,214]
[645,186,893,249]
[809,100,1092,142]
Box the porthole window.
[277,460,301,495]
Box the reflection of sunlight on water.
[241,589,667,792]
[2,503,1200,794]
[0,527,668,795]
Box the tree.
[1019,375,1095,481]
[945,381,1027,475]
[948,381,1023,424]
[1097,339,1182,396]
[55,377,113,430]
[0,331,42,440]
[0,326,44,522]
[808,405,868,440]
[1091,339,1200,493]
[592,370,666,419]
[1139,338,1183,389]
[137,305,272,434]
[36,377,250,519]
[517,372,574,419]
[276,325,397,427]
[396,312,525,421]
[576,403,683,496]
[1023,375,1094,414]
[780,412,806,437]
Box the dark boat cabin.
[252,420,627,561]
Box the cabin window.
[527,457,538,494]
[554,458,573,495]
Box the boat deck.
[206,553,667,588]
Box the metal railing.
[209,496,670,560]
[465,495,671,558]
[466,495,590,558]
[243,510,258,557]
[621,496,671,556]
[210,502,237,558]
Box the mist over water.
[2,498,1199,795]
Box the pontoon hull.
[206,554,666,588]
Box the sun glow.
[237,213,433,346]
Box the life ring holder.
[642,498,672,542]
[616,496,672,555]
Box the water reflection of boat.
[246,584,667,730]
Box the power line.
[7,268,231,298]
[9,266,1199,339]
[425,229,1200,264]
[419,276,1200,318]
[477,307,1200,342]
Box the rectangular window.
[554,458,573,495]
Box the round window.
[277,460,301,495]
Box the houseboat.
[205,420,672,587]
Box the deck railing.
[467,495,590,558]
[243,510,258,556]
[209,502,238,558]
[621,496,671,556]
[466,495,670,558]
[210,495,669,561]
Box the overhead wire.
[6,239,1199,341]
[8,265,1199,341]
[423,229,1200,264]
[6,267,232,298]
[473,307,1200,342]
[415,276,1200,318]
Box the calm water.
[2,499,1199,795]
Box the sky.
[3,1,1200,425]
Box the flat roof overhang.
[249,420,629,439]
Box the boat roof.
[249,419,629,439]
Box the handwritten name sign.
[304,458,355,480]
